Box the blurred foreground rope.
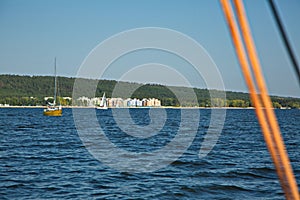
[220,0,299,199]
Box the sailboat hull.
[43,108,62,116]
[96,107,108,110]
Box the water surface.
[1,108,299,199]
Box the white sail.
[97,93,108,110]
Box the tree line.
[0,74,299,108]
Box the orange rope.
[220,0,299,199]
[233,2,299,199]
[220,0,285,194]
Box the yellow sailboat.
[43,58,62,116]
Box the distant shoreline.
[0,105,258,109]
[0,106,297,109]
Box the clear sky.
[0,0,299,97]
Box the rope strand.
[220,0,299,199]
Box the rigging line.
[220,0,299,199]
[233,1,299,199]
[219,1,285,193]
[54,57,57,106]
[268,0,300,86]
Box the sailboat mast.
[54,58,57,105]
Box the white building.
[75,96,161,107]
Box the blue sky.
[0,0,299,97]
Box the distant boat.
[43,58,62,116]
[97,93,108,110]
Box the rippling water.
[1,108,299,199]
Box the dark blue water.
[1,108,299,199]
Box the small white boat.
[97,92,108,110]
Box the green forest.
[0,74,300,108]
